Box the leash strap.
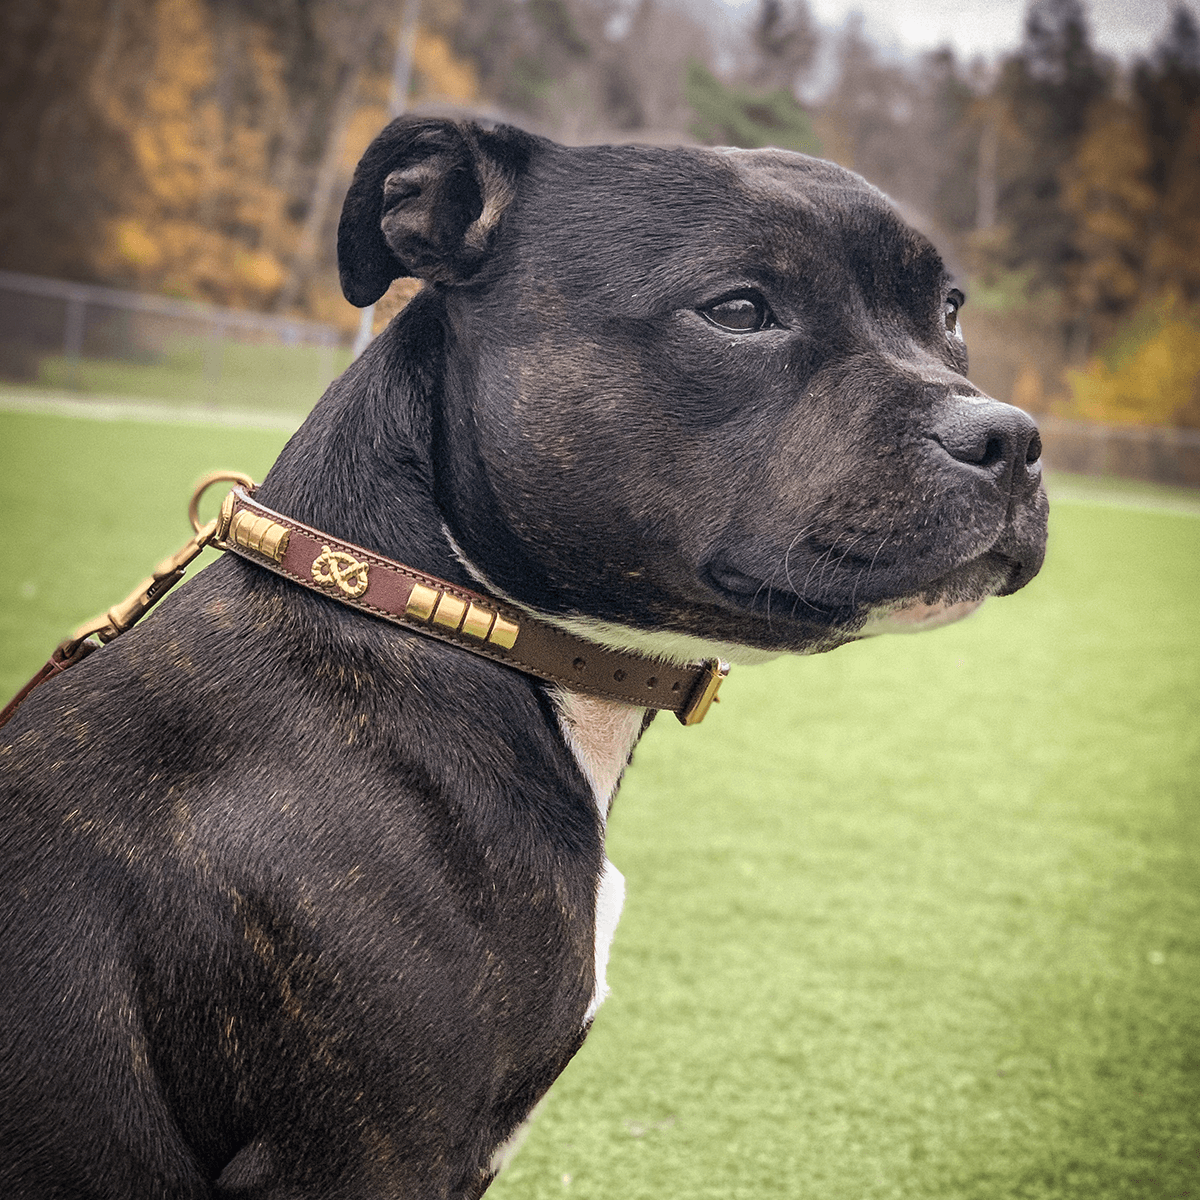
[0,639,98,729]
[214,486,727,724]
[1,476,727,730]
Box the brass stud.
[488,615,520,650]
[406,583,438,622]
[432,593,468,631]
[230,510,289,564]
[461,603,495,640]
[259,522,289,562]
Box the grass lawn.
[2,404,1197,1198]
[23,337,351,415]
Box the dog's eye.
[944,289,965,334]
[700,293,775,333]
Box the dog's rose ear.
[338,117,533,307]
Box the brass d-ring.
[189,470,256,534]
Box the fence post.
[319,333,335,391]
[205,320,224,406]
[64,292,86,390]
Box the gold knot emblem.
[311,546,369,598]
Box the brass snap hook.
[189,470,256,535]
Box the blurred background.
[1,6,1197,1196]
[1,0,1198,483]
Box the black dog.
[0,117,1047,1198]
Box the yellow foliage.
[232,249,287,294]
[412,29,479,104]
[93,0,299,309]
[342,104,392,172]
[110,218,163,272]
[78,3,479,316]
[1011,365,1045,413]
[1063,299,1200,428]
[1060,98,1156,315]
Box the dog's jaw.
[859,596,986,635]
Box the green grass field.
[1,404,1197,1198]
[22,337,352,414]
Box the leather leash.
[0,473,727,731]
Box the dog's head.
[339,118,1048,664]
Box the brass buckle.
[189,470,256,534]
[60,472,258,656]
[677,658,729,726]
[63,523,218,652]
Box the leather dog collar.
[214,486,728,725]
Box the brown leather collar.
[215,487,728,725]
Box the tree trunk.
[274,32,372,313]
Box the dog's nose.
[932,397,1042,486]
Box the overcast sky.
[717,0,1193,61]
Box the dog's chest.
[553,691,644,1022]
[553,691,645,819]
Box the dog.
[0,116,1047,1198]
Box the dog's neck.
[251,301,655,771]
[255,296,474,593]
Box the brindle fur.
[0,118,1047,1198]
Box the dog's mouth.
[703,559,852,623]
[856,595,985,634]
[702,548,1026,637]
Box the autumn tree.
[1059,5,1200,428]
[1133,5,1200,304]
[0,0,478,322]
[991,0,1110,336]
[1059,97,1155,323]
[0,0,137,284]
[1055,6,1200,335]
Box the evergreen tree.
[1133,5,1200,303]
[685,60,820,155]
[994,0,1111,317]
[923,47,980,235]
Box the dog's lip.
[703,549,1019,628]
[706,560,763,597]
[702,557,850,622]
[858,596,985,634]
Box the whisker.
[781,523,830,614]
[851,523,898,609]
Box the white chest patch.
[553,690,646,819]
[585,858,625,1024]
[553,690,644,1024]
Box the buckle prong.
[677,658,729,726]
